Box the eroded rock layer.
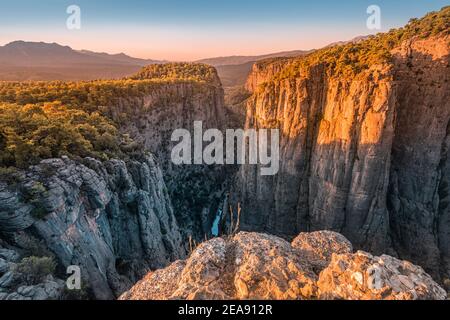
[232,34,450,279]
[108,80,228,241]
[0,155,183,299]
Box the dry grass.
[229,202,241,236]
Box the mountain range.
[0,41,163,81]
[0,38,369,85]
[0,41,311,84]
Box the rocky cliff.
[0,155,183,299]
[119,231,447,300]
[0,63,231,299]
[388,36,450,281]
[231,11,450,281]
[106,76,228,241]
[1,9,449,301]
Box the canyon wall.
[388,36,450,278]
[104,80,228,240]
[0,155,183,299]
[233,35,450,279]
[0,65,230,299]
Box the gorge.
[0,7,449,300]
[230,8,450,283]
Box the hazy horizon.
[0,0,448,61]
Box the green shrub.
[14,256,56,285]
[14,233,54,258]
[0,166,21,186]
[444,278,450,290]
[31,203,49,219]
[20,181,50,219]
[0,102,127,168]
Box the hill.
[0,41,163,81]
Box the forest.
[273,6,450,81]
[0,63,218,168]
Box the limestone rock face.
[118,260,187,300]
[119,231,446,300]
[119,232,318,300]
[233,35,450,279]
[235,57,396,253]
[106,81,228,241]
[0,276,65,301]
[0,155,184,299]
[388,36,450,280]
[0,242,65,300]
[292,230,353,272]
[245,58,291,93]
[318,251,447,300]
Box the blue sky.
[0,0,448,60]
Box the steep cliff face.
[0,63,230,299]
[233,34,450,279]
[237,62,395,250]
[245,58,292,93]
[0,155,183,299]
[388,36,450,278]
[106,80,228,240]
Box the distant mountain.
[78,49,162,66]
[0,41,163,81]
[196,50,312,87]
[195,49,312,67]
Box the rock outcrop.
[119,231,447,300]
[318,250,446,300]
[232,30,450,279]
[0,155,184,299]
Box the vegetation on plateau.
[0,78,204,112]
[272,6,450,81]
[129,62,220,84]
[0,62,220,168]
[0,102,134,168]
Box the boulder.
[292,231,353,272]
[119,231,447,300]
[318,251,447,300]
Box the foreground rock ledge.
[119,231,447,300]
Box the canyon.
[0,7,449,300]
[0,155,184,299]
[0,68,227,299]
[231,33,450,282]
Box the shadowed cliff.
[230,8,450,281]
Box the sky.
[0,0,448,61]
